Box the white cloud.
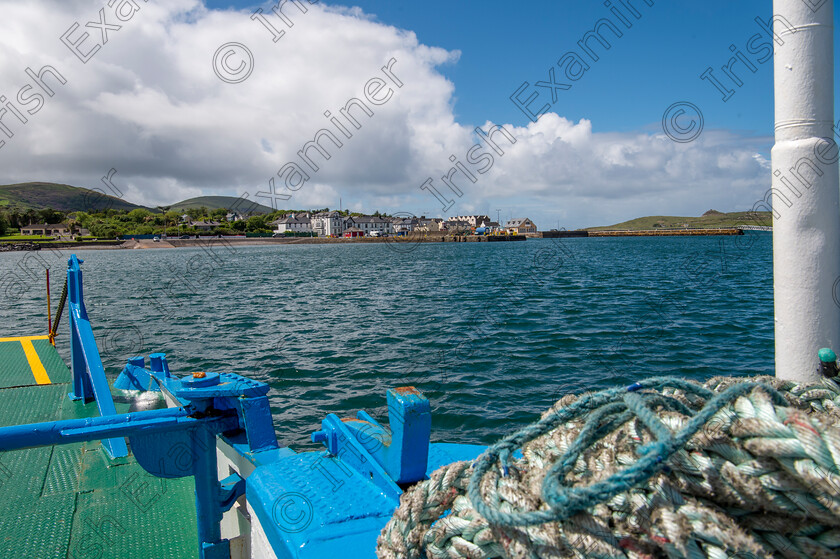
[0,0,771,228]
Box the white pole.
[773,0,840,381]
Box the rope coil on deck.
[376,375,840,559]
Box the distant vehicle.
[272,232,283,237]
[179,235,190,239]
[153,236,160,242]
[369,231,382,237]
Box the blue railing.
[66,255,128,458]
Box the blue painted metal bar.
[195,424,229,559]
[66,255,128,458]
[0,407,237,452]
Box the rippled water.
[0,234,773,448]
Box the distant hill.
[587,210,773,230]
[169,196,274,215]
[0,182,148,212]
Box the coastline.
[0,228,753,252]
[0,234,527,251]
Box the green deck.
[0,336,199,558]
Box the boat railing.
[65,254,129,458]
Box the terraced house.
[345,216,393,235]
[271,214,312,233]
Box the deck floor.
[0,336,199,558]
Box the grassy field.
[0,235,53,241]
[587,211,772,231]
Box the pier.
[536,228,744,238]
[443,234,526,242]
[589,228,743,237]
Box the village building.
[443,219,471,233]
[271,214,312,233]
[416,217,444,232]
[310,211,346,237]
[192,221,222,232]
[20,223,71,237]
[448,215,491,228]
[345,216,393,236]
[393,217,420,233]
[504,218,538,234]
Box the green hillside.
[0,182,148,212]
[169,196,274,215]
[0,184,275,216]
[587,210,773,231]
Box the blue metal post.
[194,424,229,559]
[150,353,172,379]
[69,259,92,401]
[66,255,128,459]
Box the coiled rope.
[377,375,840,559]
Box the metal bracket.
[311,386,431,490]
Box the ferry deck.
[0,334,198,558]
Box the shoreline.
[0,227,754,252]
[0,234,526,251]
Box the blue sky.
[0,1,837,228]
[207,0,836,140]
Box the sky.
[0,0,837,228]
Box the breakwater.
[539,228,744,238]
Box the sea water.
[0,234,773,447]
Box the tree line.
[0,206,386,238]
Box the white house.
[448,215,491,228]
[310,211,346,237]
[272,214,312,233]
[346,216,393,235]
